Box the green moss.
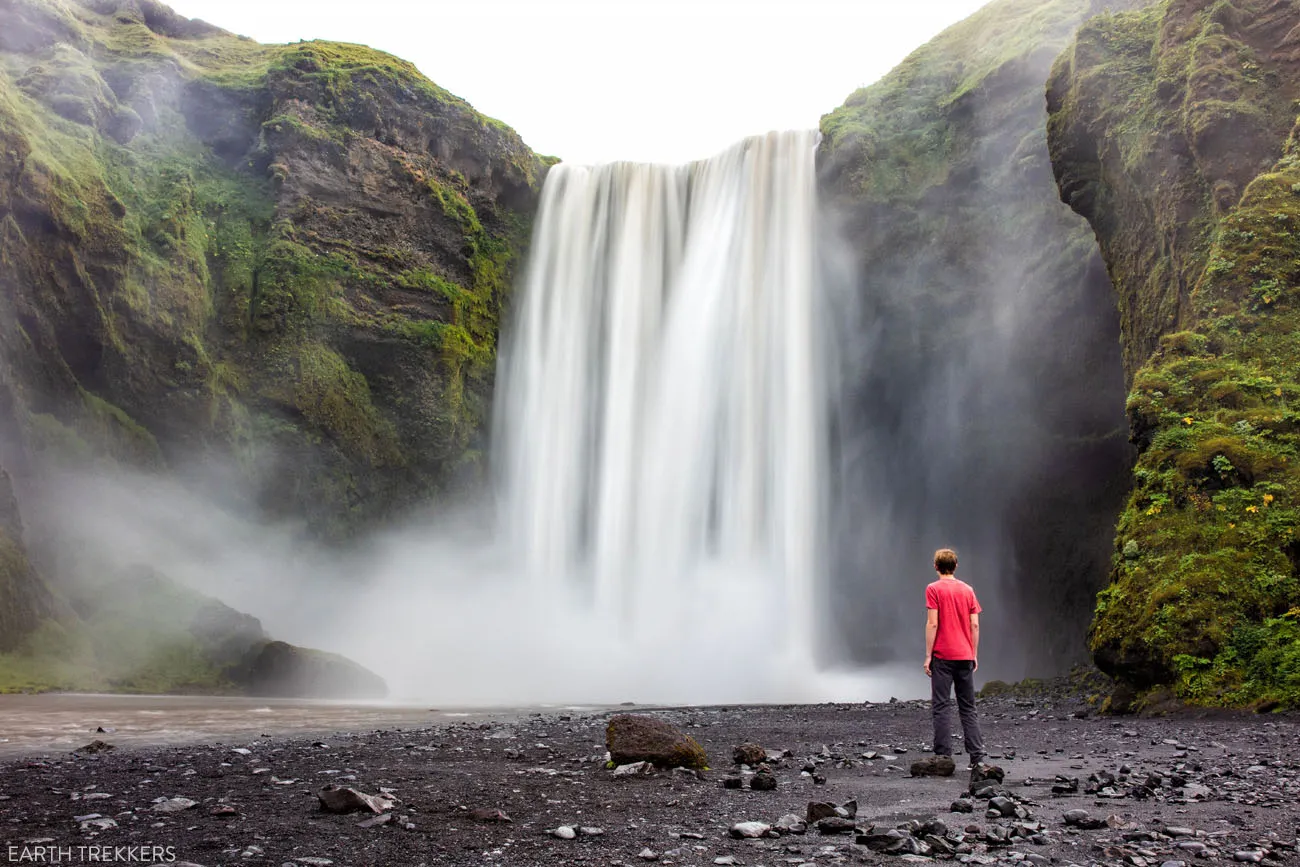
[266,342,402,466]
[1088,132,1300,708]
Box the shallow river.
[0,694,575,757]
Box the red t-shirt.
[926,577,982,661]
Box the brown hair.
[934,548,958,575]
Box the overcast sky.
[165,0,990,164]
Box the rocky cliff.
[818,0,1135,674]
[1049,0,1300,707]
[0,0,544,689]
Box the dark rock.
[806,801,837,823]
[733,743,766,765]
[911,755,956,777]
[356,813,392,829]
[317,786,392,814]
[749,770,777,791]
[606,715,708,770]
[859,829,910,851]
[988,796,1018,817]
[950,798,975,813]
[816,816,857,835]
[1050,775,1079,795]
[970,762,1005,785]
[468,808,512,823]
[721,776,743,789]
[74,740,115,755]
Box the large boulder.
[605,714,708,770]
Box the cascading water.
[495,129,827,671]
[57,130,898,705]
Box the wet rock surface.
[0,697,1296,865]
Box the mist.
[22,132,920,707]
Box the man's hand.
[923,656,932,677]
[972,658,979,673]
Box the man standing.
[923,547,985,767]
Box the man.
[923,547,985,767]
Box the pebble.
[638,848,659,861]
[550,825,576,839]
[729,821,771,838]
[714,858,738,866]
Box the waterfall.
[495,130,827,666]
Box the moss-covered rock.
[1048,0,1300,707]
[818,0,1138,670]
[605,714,709,771]
[0,0,546,683]
[0,0,545,544]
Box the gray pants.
[931,658,984,760]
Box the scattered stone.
[950,798,975,813]
[774,813,807,834]
[729,821,771,839]
[210,805,239,818]
[152,797,198,813]
[749,769,777,791]
[1232,852,1264,863]
[74,740,115,755]
[638,848,659,861]
[970,762,1005,785]
[1062,809,1106,830]
[317,785,392,815]
[550,825,576,839]
[721,776,743,789]
[834,799,858,819]
[807,801,837,823]
[733,743,767,765]
[988,796,1018,816]
[911,755,956,777]
[714,858,739,866]
[815,816,856,835]
[612,761,656,778]
[469,807,512,823]
[356,813,391,828]
[578,827,604,837]
[1050,775,1079,795]
[606,714,708,770]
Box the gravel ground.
[1,694,1297,866]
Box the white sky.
[165,0,990,164]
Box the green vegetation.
[0,0,543,538]
[0,0,544,690]
[1049,0,1300,708]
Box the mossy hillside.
[1048,0,1300,706]
[0,0,545,542]
[1048,0,1300,378]
[1092,141,1300,708]
[817,0,1136,670]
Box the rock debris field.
[0,696,1297,866]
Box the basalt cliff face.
[1049,0,1300,707]
[0,0,544,690]
[818,0,1137,675]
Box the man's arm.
[970,612,980,671]
[924,609,938,676]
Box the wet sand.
[0,694,587,758]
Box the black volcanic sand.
[1,696,1297,866]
